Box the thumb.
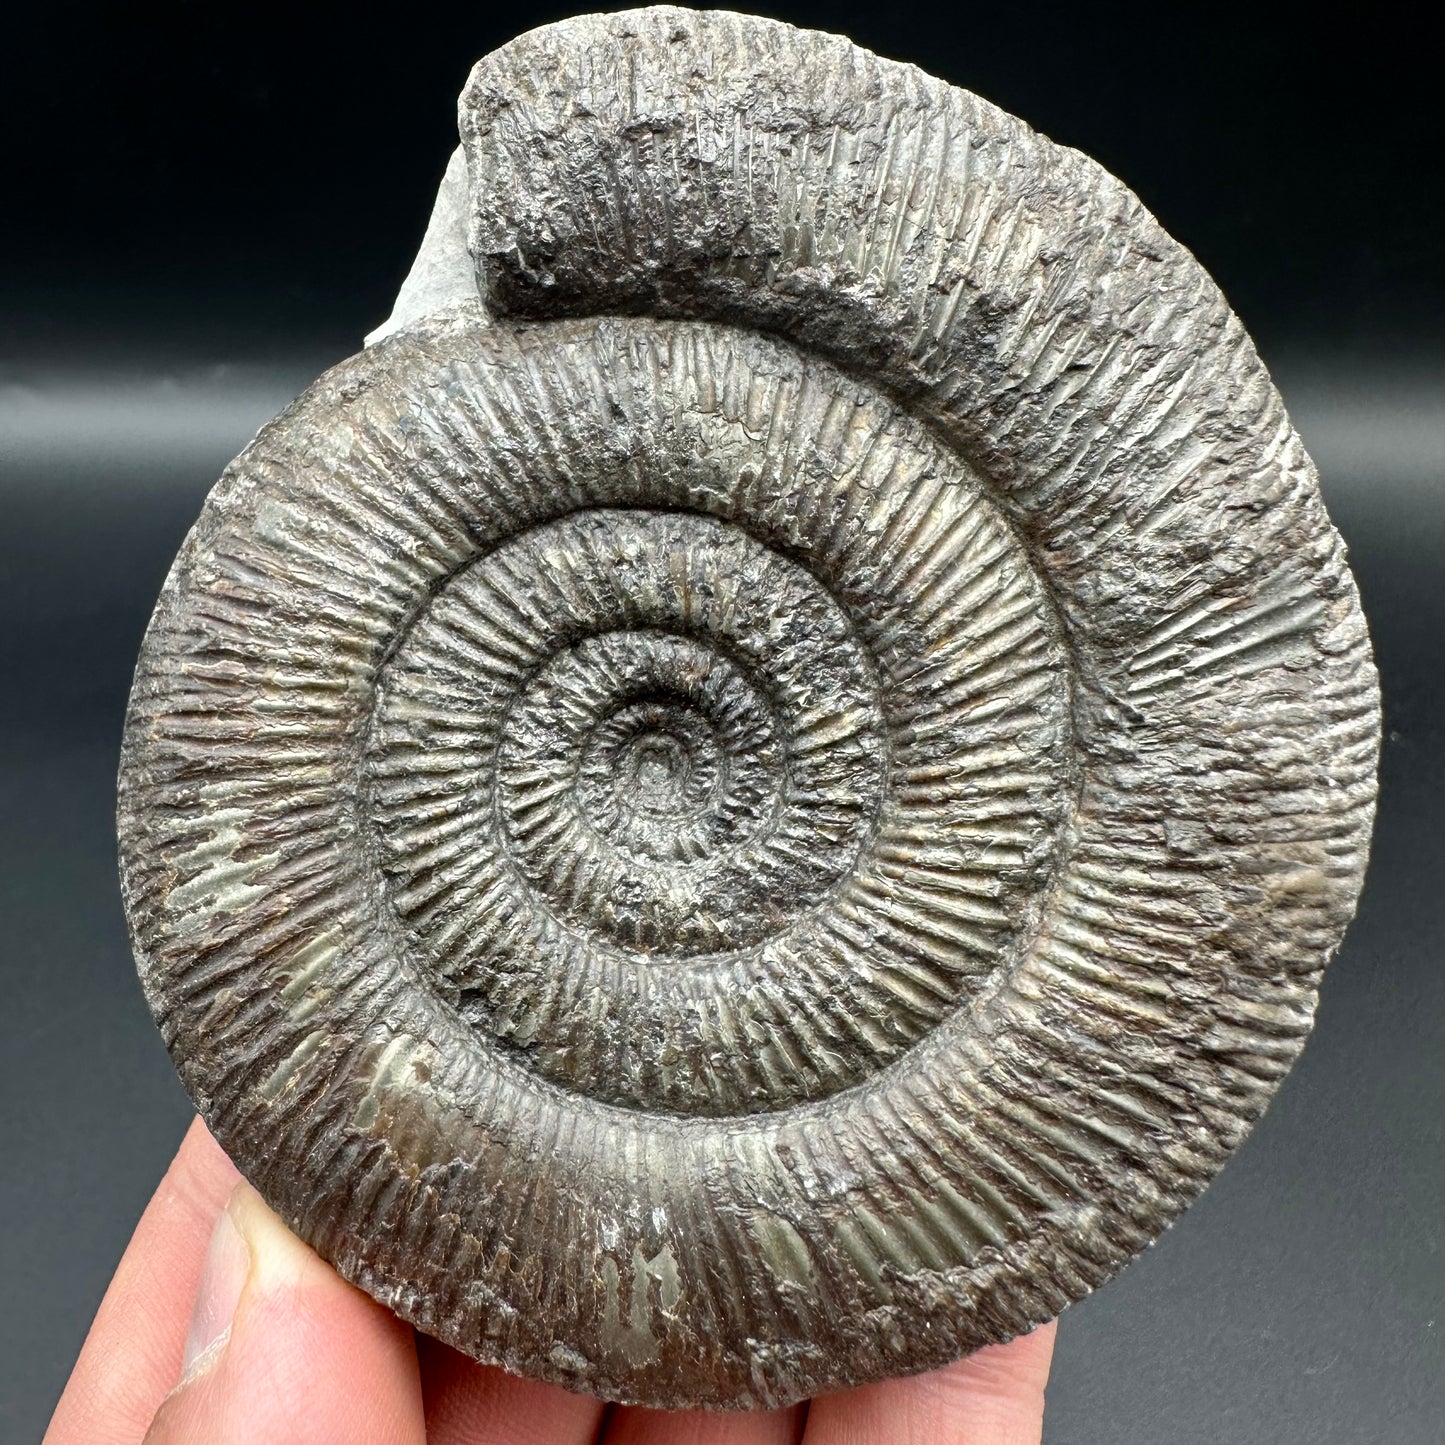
[144,1180,425,1445]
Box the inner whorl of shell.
[367,455,1068,1117]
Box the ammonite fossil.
[117,7,1380,1409]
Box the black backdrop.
[2,4,1440,1441]
[6,0,1441,361]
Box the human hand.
[46,1118,1054,1444]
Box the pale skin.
[46,1118,1055,1445]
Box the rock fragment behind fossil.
[117,6,1379,1409]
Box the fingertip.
[968,1317,1057,1399]
[44,1118,244,1445]
[419,1335,606,1445]
[802,1321,1057,1445]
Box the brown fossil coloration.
[117,7,1380,1409]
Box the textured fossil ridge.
[117,6,1380,1409]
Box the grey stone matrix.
[117,8,1379,1409]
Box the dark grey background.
[2,2,1440,1441]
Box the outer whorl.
[117,7,1380,1409]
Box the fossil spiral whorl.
[118,7,1379,1409]
[366,392,1071,1119]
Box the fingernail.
[181,1183,251,1381]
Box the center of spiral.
[368,488,1068,1116]
[624,731,689,809]
[577,696,728,855]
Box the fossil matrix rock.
[117,7,1379,1409]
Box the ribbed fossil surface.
[117,7,1379,1408]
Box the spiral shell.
[117,7,1379,1408]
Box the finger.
[601,1402,807,1445]
[45,1117,241,1445]
[142,1179,426,1445]
[801,1321,1056,1445]
[419,1334,606,1445]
